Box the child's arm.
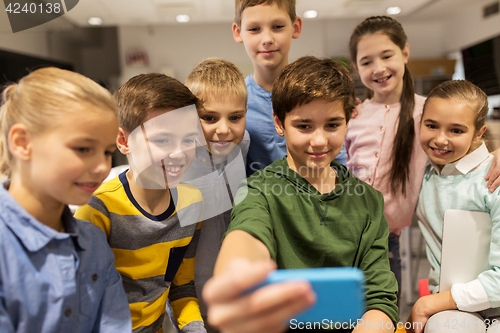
[485,148,500,191]
[74,197,111,237]
[0,286,15,333]
[169,224,206,333]
[354,191,399,330]
[93,242,133,332]
[354,309,395,332]
[214,230,271,275]
[205,258,315,333]
[406,291,456,333]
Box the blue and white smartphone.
[252,267,365,324]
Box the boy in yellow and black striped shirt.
[76,73,206,333]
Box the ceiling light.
[87,17,103,25]
[176,14,190,23]
[386,6,401,15]
[303,10,318,19]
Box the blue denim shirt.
[0,182,132,333]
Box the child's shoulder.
[93,173,124,197]
[335,163,385,201]
[175,182,203,209]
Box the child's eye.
[152,139,169,145]
[273,25,284,30]
[451,128,464,134]
[327,123,340,129]
[74,147,90,153]
[361,61,371,67]
[297,124,310,130]
[229,116,242,121]
[105,150,115,157]
[426,124,437,129]
[202,116,217,122]
[248,27,260,32]
[383,55,392,60]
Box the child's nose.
[261,28,274,45]
[435,131,449,145]
[372,59,385,74]
[92,153,111,176]
[311,130,328,146]
[169,146,186,159]
[216,120,230,135]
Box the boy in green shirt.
[205,56,398,333]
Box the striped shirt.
[75,171,205,333]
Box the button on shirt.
[0,182,131,333]
[345,95,428,234]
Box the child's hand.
[351,98,362,119]
[406,297,431,333]
[486,148,500,192]
[203,259,315,333]
[406,291,457,333]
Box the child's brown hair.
[424,80,489,133]
[272,56,356,125]
[114,73,199,133]
[234,0,297,27]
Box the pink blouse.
[345,95,428,234]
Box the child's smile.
[199,94,247,157]
[420,96,486,169]
[233,3,301,74]
[355,32,409,105]
[274,99,347,181]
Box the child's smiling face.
[124,107,199,189]
[28,105,118,207]
[274,99,347,176]
[232,3,301,74]
[420,96,486,169]
[355,32,409,105]
[199,94,247,157]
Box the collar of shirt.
[429,142,491,176]
[247,73,272,99]
[0,181,83,252]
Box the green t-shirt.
[227,157,398,325]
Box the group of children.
[1,0,500,333]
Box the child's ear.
[8,124,32,162]
[475,124,488,143]
[351,61,358,73]
[292,17,302,39]
[116,127,130,155]
[232,23,243,44]
[273,113,285,137]
[403,43,410,64]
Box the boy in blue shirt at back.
[232,0,347,175]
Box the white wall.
[118,20,327,83]
[441,0,500,52]
[118,17,448,84]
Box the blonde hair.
[185,58,247,108]
[234,0,297,27]
[0,67,116,177]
